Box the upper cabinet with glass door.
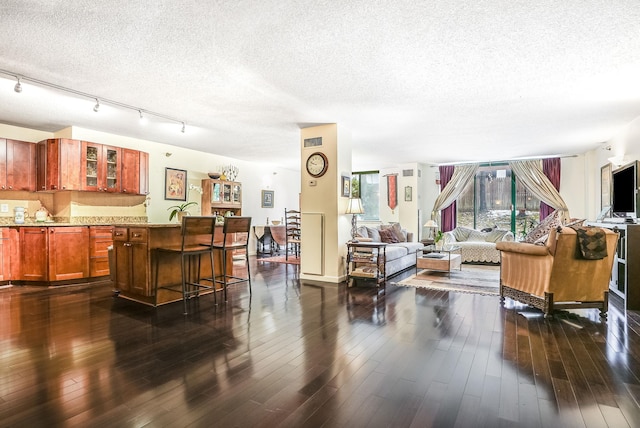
[81,141,121,192]
[201,179,242,216]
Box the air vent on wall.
[402,169,414,177]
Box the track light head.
[93,99,100,112]
[139,109,147,124]
[14,77,22,93]
[181,122,185,133]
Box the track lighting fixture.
[2,68,186,131]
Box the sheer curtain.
[431,164,479,231]
[540,158,561,220]
[509,160,569,222]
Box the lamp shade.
[345,198,364,215]
[424,219,438,228]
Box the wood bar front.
[112,224,231,306]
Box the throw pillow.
[522,210,562,244]
[452,227,472,242]
[366,226,381,242]
[564,218,585,228]
[356,226,369,239]
[390,223,406,242]
[485,229,508,243]
[378,228,399,243]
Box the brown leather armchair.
[496,226,618,318]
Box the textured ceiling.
[1,1,640,171]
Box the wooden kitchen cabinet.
[121,148,149,195]
[0,228,12,283]
[89,226,113,277]
[113,227,149,296]
[18,227,49,281]
[0,139,37,191]
[48,227,90,281]
[37,138,83,191]
[13,226,89,283]
[81,141,121,192]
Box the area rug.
[391,265,500,296]
[258,255,300,265]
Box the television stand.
[585,221,640,311]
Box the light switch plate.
[0,204,8,213]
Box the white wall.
[585,115,640,220]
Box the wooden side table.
[346,241,388,285]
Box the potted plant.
[168,201,198,222]
[434,230,444,250]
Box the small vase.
[435,241,443,250]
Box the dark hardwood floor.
[1,259,640,427]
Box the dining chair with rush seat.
[285,208,301,261]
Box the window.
[457,165,540,235]
[351,171,379,221]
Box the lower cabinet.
[19,227,49,281]
[11,226,94,284]
[113,227,150,296]
[0,228,12,283]
[48,227,89,281]
[89,226,114,277]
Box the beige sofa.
[443,227,514,263]
[355,224,423,277]
[496,226,618,318]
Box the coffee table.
[416,245,462,276]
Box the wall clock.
[306,152,329,177]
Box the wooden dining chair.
[285,208,301,260]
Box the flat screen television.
[611,161,639,218]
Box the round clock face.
[306,152,328,177]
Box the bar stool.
[212,217,252,301]
[155,216,216,314]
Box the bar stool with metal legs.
[155,216,217,314]
[212,217,252,302]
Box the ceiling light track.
[1,68,186,132]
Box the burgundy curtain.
[540,158,561,220]
[439,165,456,232]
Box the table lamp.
[346,197,364,240]
[424,219,438,240]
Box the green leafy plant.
[168,201,198,221]
[434,230,444,243]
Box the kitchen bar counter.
[111,224,232,306]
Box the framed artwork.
[404,186,412,202]
[341,175,351,197]
[261,190,274,208]
[601,164,611,210]
[165,168,187,201]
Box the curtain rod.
[430,154,578,167]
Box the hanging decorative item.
[386,174,398,210]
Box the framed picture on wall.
[341,176,350,197]
[404,186,412,202]
[165,168,187,201]
[601,164,611,210]
[262,190,274,208]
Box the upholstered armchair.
[496,226,618,318]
